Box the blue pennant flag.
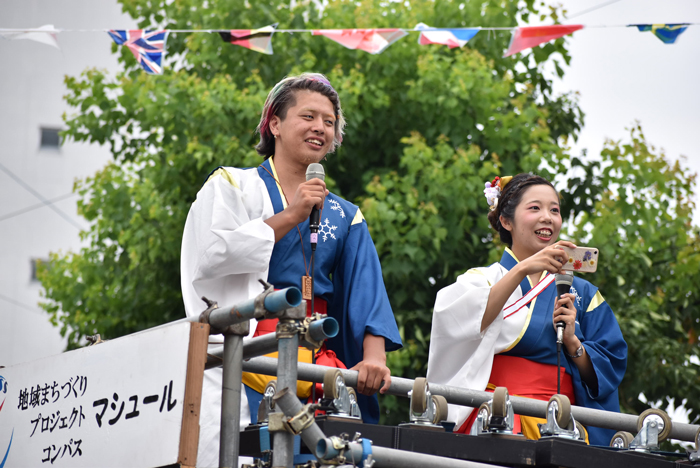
[415,23,480,48]
[631,24,689,44]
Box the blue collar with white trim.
[499,247,534,295]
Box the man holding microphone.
[180,73,401,467]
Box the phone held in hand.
[559,246,599,273]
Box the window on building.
[30,258,50,282]
[40,127,61,149]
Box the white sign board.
[0,321,203,468]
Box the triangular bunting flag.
[504,24,583,57]
[631,24,689,44]
[108,30,169,75]
[0,24,60,49]
[414,23,480,49]
[219,24,276,55]
[313,29,408,54]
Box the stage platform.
[240,417,686,467]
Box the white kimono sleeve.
[181,167,276,320]
[427,264,512,429]
[180,167,275,468]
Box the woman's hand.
[517,241,577,277]
[553,292,597,392]
[482,241,576,333]
[553,292,578,346]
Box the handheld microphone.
[305,163,325,244]
[554,272,574,344]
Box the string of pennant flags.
[0,22,694,75]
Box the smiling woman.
[426,173,628,446]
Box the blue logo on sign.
[0,429,13,468]
[0,376,12,468]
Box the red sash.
[457,355,575,434]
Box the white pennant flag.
[0,24,60,49]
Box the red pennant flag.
[504,25,583,57]
[312,29,407,54]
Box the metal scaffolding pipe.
[274,387,505,468]
[273,387,328,459]
[204,335,279,370]
[271,328,299,468]
[143,287,303,335]
[205,317,340,370]
[208,287,302,330]
[242,333,279,361]
[307,317,339,343]
[219,333,244,468]
[323,440,507,468]
[242,356,700,443]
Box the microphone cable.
[557,340,562,395]
[310,241,317,405]
[554,272,573,396]
[305,162,324,406]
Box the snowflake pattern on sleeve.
[328,199,345,218]
[569,286,582,307]
[319,218,338,242]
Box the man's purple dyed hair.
[255,73,346,158]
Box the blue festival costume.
[182,158,401,466]
[428,248,627,446]
[251,158,402,423]
[499,250,628,445]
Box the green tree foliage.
[39,0,699,430]
[565,126,700,424]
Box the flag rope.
[1,23,698,34]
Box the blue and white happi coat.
[427,248,627,446]
[181,157,401,467]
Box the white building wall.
[0,0,135,366]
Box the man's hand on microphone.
[264,178,328,242]
[287,178,328,224]
[553,293,578,346]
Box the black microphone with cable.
[554,271,574,344]
[554,271,573,395]
[305,163,325,247]
[305,162,325,407]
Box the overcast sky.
[535,0,700,215]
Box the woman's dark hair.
[255,73,346,158]
[487,173,557,246]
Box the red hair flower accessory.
[483,176,513,211]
